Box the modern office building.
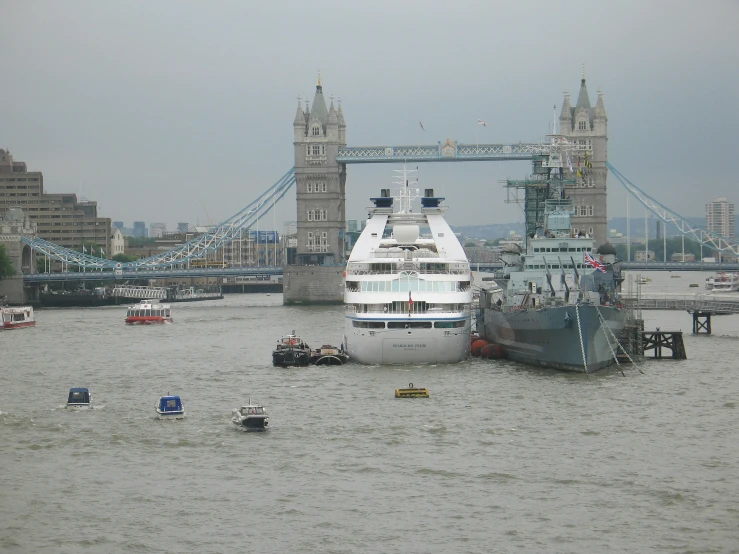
[706,197,735,239]
[132,221,147,238]
[177,222,190,233]
[0,149,111,253]
[149,222,166,238]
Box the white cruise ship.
[344,168,473,364]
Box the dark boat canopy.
[158,396,183,412]
[67,388,90,403]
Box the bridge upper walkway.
[335,141,577,163]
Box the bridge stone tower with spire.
[559,67,608,247]
[283,74,347,304]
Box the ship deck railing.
[345,269,471,276]
[347,306,469,315]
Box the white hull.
[156,411,185,420]
[345,318,471,364]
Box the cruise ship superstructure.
[344,169,472,364]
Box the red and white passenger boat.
[1,306,36,330]
[124,299,173,325]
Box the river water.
[2,270,738,553]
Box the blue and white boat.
[66,387,93,409]
[156,395,185,419]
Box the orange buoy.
[471,339,489,357]
[481,343,503,359]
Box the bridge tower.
[559,66,608,247]
[283,74,347,304]
[0,207,39,305]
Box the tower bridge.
[2,72,738,306]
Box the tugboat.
[309,344,350,365]
[66,387,93,409]
[1,306,36,330]
[231,401,269,431]
[155,395,185,419]
[272,331,311,367]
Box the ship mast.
[392,164,419,215]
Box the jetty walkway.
[621,293,739,315]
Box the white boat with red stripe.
[1,306,36,330]
[125,299,173,325]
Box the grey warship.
[478,159,626,372]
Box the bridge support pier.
[0,208,39,306]
[691,311,712,334]
[283,265,344,305]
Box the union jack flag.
[584,252,606,273]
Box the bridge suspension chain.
[607,162,738,255]
[22,168,296,270]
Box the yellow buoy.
[395,382,429,398]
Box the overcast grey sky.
[2,0,738,232]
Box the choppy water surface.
[2,272,738,553]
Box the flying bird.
[419,121,425,131]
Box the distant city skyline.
[2,1,737,230]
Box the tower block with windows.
[559,68,608,247]
[283,75,347,304]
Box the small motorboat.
[66,387,93,409]
[232,401,269,431]
[125,299,173,325]
[395,383,430,398]
[272,331,311,367]
[309,344,349,365]
[156,395,185,419]
[1,306,36,330]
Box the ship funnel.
[421,188,444,208]
[381,189,390,198]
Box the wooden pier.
[641,329,687,360]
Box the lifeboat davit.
[471,339,489,357]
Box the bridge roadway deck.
[621,292,739,314]
[22,266,284,283]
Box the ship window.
[352,320,385,328]
[388,321,432,329]
[434,320,467,328]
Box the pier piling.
[642,329,687,360]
